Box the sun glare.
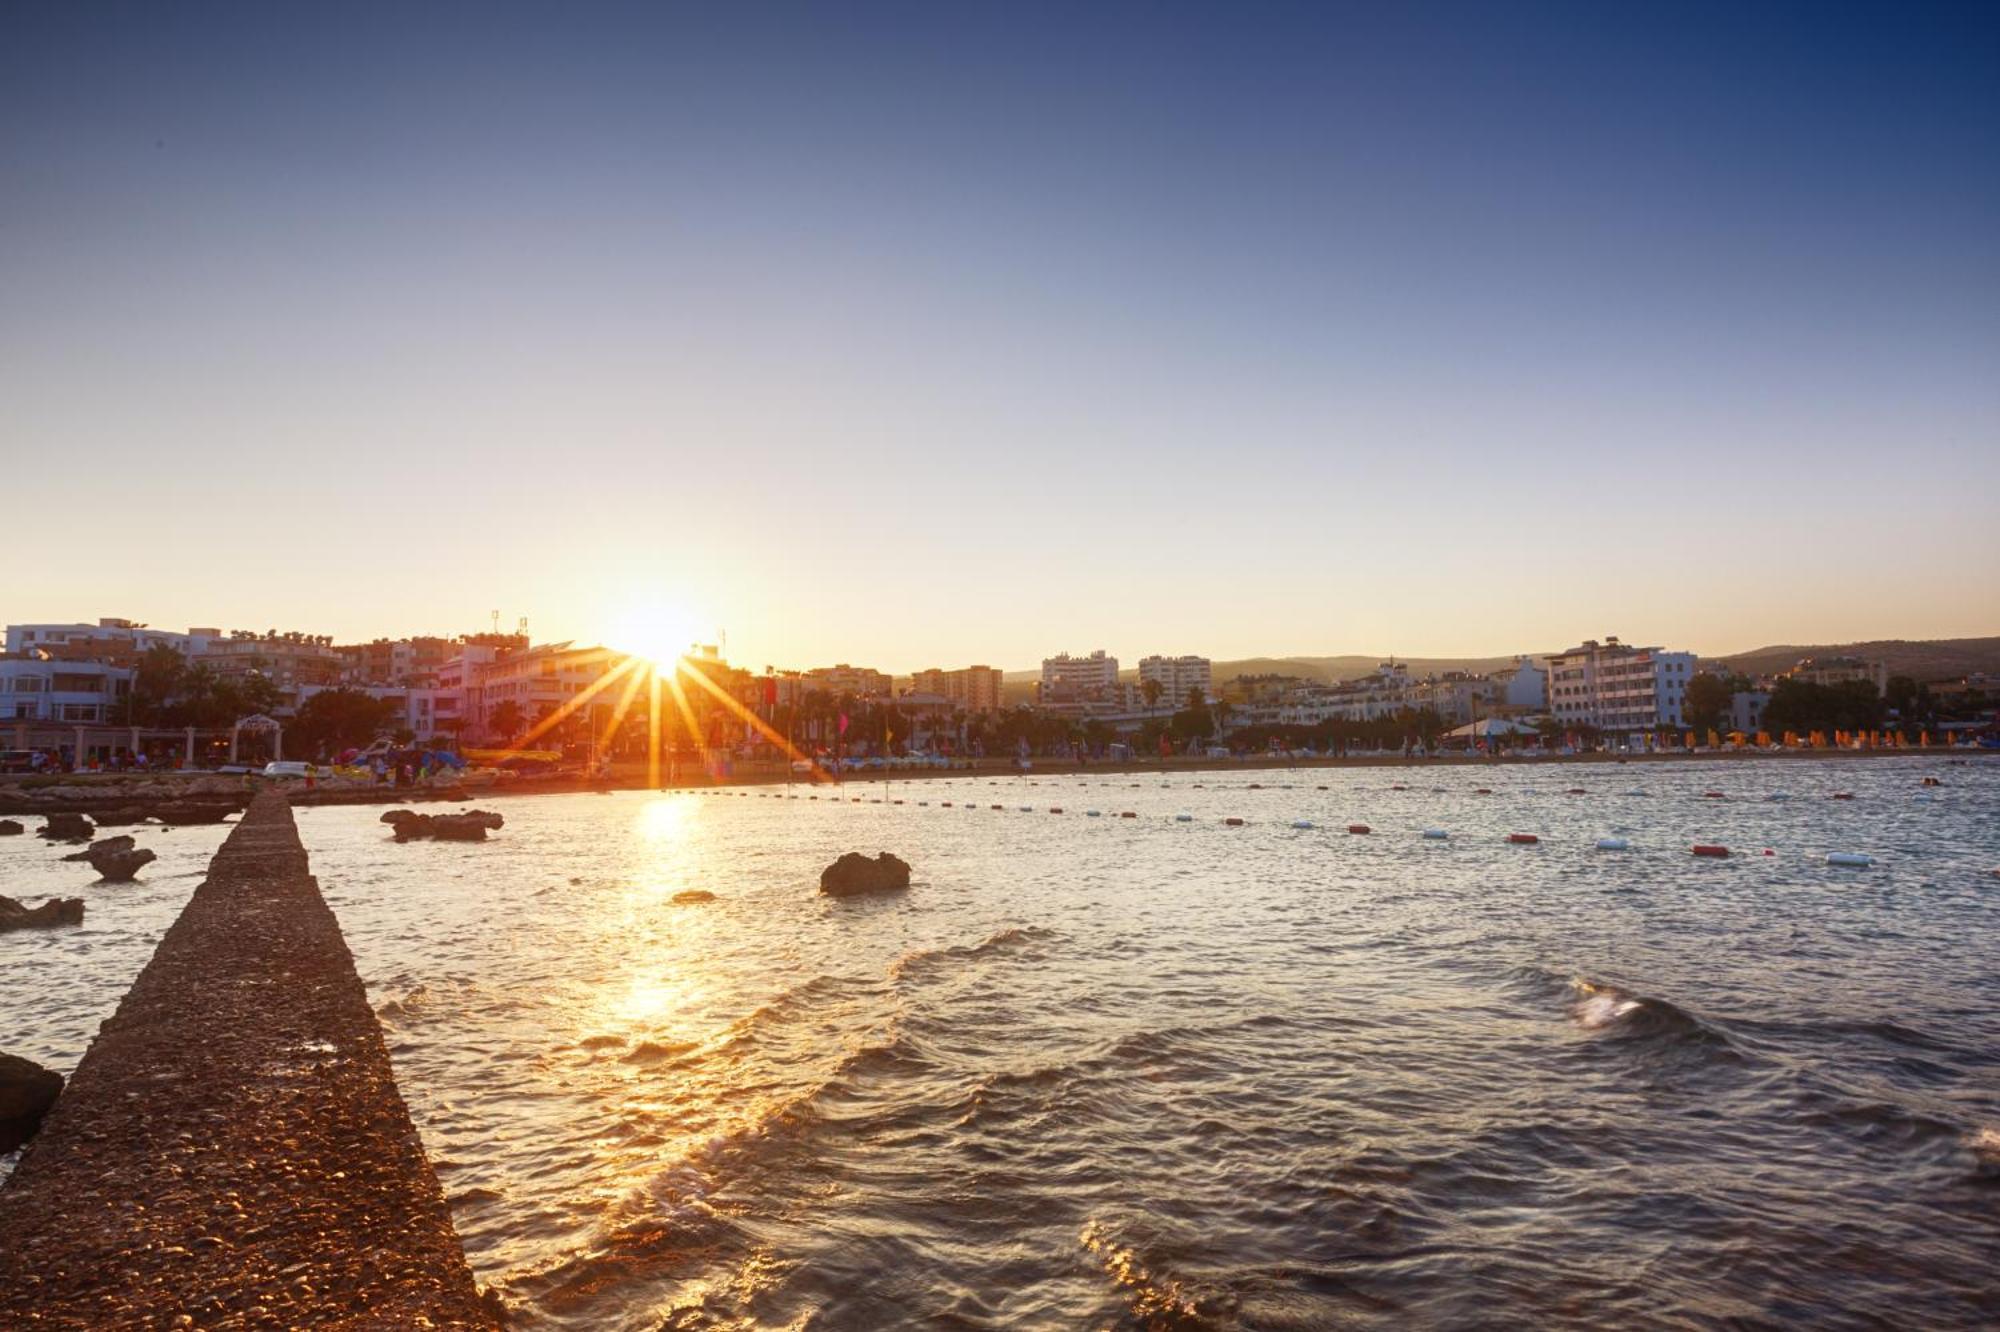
[608,601,697,669]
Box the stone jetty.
[0,791,500,1328]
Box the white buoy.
[1826,852,1873,868]
[1291,819,1314,829]
[1422,828,1449,840]
[1596,837,1631,851]
[1767,792,1791,802]
[1086,810,1102,817]
[1174,813,1193,822]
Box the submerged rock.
[0,1053,64,1152]
[819,851,912,898]
[37,813,94,843]
[381,808,505,842]
[0,895,85,932]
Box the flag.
[838,713,849,735]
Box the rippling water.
[8,757,2000,1328]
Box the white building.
[1489,657,1549,710]
[1547,637,1697,734]
[1137,655,1212,709]
[5,618,219,661]
[1038,650,1121,705]
[295,683,449,742]
[0,657,130,724]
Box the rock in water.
[38,813,94,843]
[0,819,23,836]
[149,801,236,825]
[62,834,135,863]
[381,808,505,842]
[87,845,158,882]
[0,896,85,932]
[0,1053,64,1152]
[89,806,152,827]
[819,852,912,897]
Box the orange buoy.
[1831,792,1855,800]
[1703,791,1725,799]
[1348,824,1371,835]
[1120,811,1137,819]
[1476,788,1493,795]
[1565,787,1586,795]
[1508,832,1538,844]
[1692,844,1730,857]
[1049,807,1063,814]
[1224,817,1245,826]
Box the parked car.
[260,760,317,780]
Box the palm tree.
[1141,678,1164,710]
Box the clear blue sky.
[4,1,1995,670]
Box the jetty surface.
[0,791,498,1328]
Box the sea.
[5,755,1998,1329]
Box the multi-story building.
[1409,672,1497,725]
[337,635,457,687]
[198,632,344,704]
[0,657,130,724]
[803,664,892,698]
[464,641,619,742]
[1037,650,1120,706]
[909,665,1005,713]
[294,683,448,743]
[1137,655,1212,709]
[1546,637,1696,734]
[1488,657,1549,711]
[1784,656,1888,695]
[5,618,219,664]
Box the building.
[337,635,457,687]
[1489,657,1549,711]
[1137,655,1212,709]
[463,641,619,742]
[0,657,129,724]
[4,618,219,664]
[1546,637,1697,734]
[197,633,344,704]
[908,665,1005,713]
[1409,672,1497,725]
[1037,650,1121,706]
[1784,656,1888,695]
[802,664,892,698]
[1730,690,1772,734]
[295,683,447,742]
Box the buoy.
[1049,807,1063,814]
[1476,788,1493,795]
[1595,837,1630,851]
[1767,793,1790,802]
[1922,777,1941,787]
[1826,852,1873,868]
[1391,784,1407,791]
[941,801,952,807]
[1086,810,1102,817]
[1831,792,1855,800]
[1248,783,1262,790]
[1291,820,1313,829]
[1566,788,1586,795]
[991,804,1003,810]
[1224,817,1245,826]
[1018,805,1033,812]
[1692,844,1729,857]
[1174,813,1192,822]
[1347,824,1370,835]
[1422,829,1449,840]
[1508,833,1538,845]
[893,799,903,805]
[1120,811,1137,819]
[1703,791,1725,799]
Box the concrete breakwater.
[0,791,499,1328]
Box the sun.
[607,600,698,670]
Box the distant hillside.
[1711,637,2000,682]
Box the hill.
[1711,637,2000,682]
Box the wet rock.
[38,812,94,842]
[0,895,85,932]
[90,806,153,827]
[150,801,237,826]
[818,851,912,897]
[0,1053,64,1152]
[0,819,22,835]
[62,834,136,862]
[671,890,717,904]
[380,809,505,843]
[88,844,159,882]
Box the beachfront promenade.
[0,792,499,1329]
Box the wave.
[1079,1217,1233,1331]
[1562,977,1740,1059]
[888,924,1060,982]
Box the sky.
[3,1,1996,673]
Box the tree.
[1684,671,1734,735]
[1141,678,1164,709]
[488,700,526,742]
[289,688,399,758]
[1171,687,1215,741]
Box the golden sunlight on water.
[14,760,1995,1329]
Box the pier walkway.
[0,792,499,1328]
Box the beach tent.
[1445,718,1539,740]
